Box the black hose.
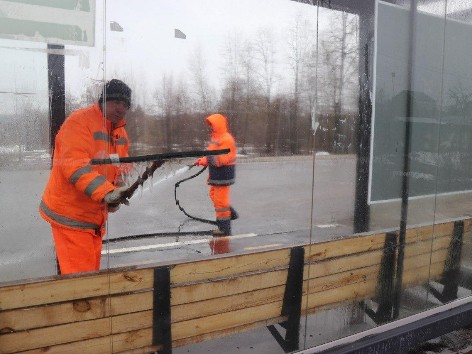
[174,166,217,225]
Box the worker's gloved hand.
[195,157,208,166]
[104,186,130,206]
[107,203,121,213]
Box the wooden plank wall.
[0,218,470,353]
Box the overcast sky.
[0,0,322,115]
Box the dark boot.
[216,219,231,236]
[230,206,239,220]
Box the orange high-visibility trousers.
[51,225,103,274]
[209,185,231,220]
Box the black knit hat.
[99,79,132,108]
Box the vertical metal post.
[354,3,375,233]
[354,41,372,233]
[281,246,305,352]
[441,220,464,301]
[364,232,398,324]
[47,43,65,275]
[376,232,397,323]
[153,267,172,354]
[393,0,418,319]
[267,246,305,353]
[47,44,65,159]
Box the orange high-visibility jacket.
[40,103,129,230]
[205,114,236,186]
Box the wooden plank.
[0,292,153,333]
[172,301,283,341]
[0,269,154,311]
[431,246,451,262]
[432,222,456,238]
[402,262,444,288]
[403,249,448,273]
[115,344,162,354]
[305,232,388,262]
[464,219,472,233]
[305,279,378,310]
[405,225,434,243]
[305,249,384,279]
[172,285,286,323]
[1,311,155,353]
[404,222,454,244]
[172,268,288,305]
[0,317,111,353]
[19,328,155,354]
[403,235,451,260]
[173,264,381,323]
[18,335,114,354]
[304,264,381,296]
[170,248,291,284]
[1,296,109,333]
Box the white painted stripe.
[103,233,258,255]
[316,224,339,228]
[244,243,282,251]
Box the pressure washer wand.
[122,159,166,200]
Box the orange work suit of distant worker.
[195,113,237,236]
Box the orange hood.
[206,114,228,137]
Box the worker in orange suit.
[40,79,133,275]
[195,113,238,236]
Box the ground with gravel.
[410,328,472,354]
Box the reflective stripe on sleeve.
[115,137,127,145]
[69,165,92,185]
[93,131,111,143]
[40,201,100,229]
[84,175,107,197]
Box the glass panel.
[0,0,106,281]
[433,0,472,304]
[0,40,52,280]
[1,0,471,353]
[104,0,316,266]
[103,0,316,352]
[305,1,374,347]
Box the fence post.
[429,220,464,303]
[153,266,172,354]
[267,246,305,352]
[364,231,397,324]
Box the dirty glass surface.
[0,39,53,280]
[1,0,472,353]
[103,0,318,271]
[0,0,107,281]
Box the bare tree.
[286,12,316,154]
[188,44,214,114]
[319,11,359,153]
[154,73,176,150]
[254,27,278,154]
[239,38,258,153]
[220,33,245,144]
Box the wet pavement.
[1,154,472,353]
